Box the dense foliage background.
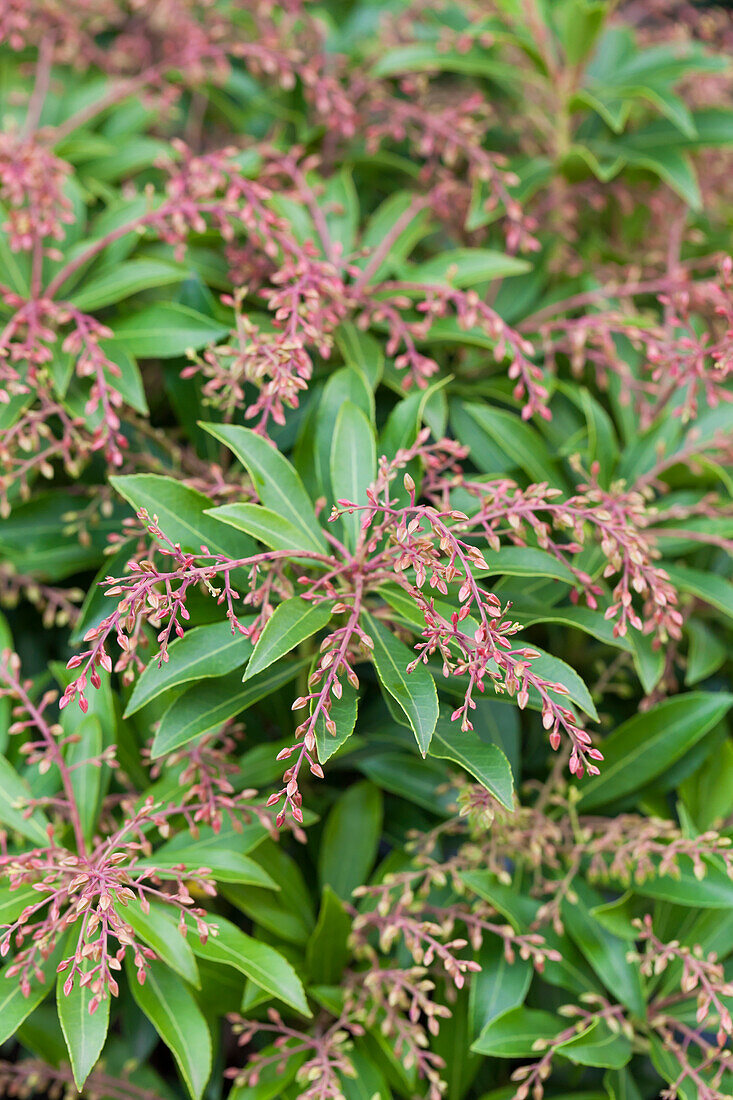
[1,1,733,1098]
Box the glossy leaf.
[57,957,111,1088]
[126,959,212,1100]
[245,598,332,682]
[202,423,327,553]
[330,400,376,550]
[428,715,514,809]
[578,692,733,811]
[125,619,254,715]
[363,612,438,755]
[190,914,310,1016]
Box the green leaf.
[529,647,599,722]
[66,714,103,845]
[685,618,727,686]
[471,1006,561,1057]
[667,564,733,622]
[109,302,228,358]
[111,474,249,558]
[356,191,433,282]
[152,659,308,756]
[459,403,565,487]
[306,887,352,984]
[400,248,531,288]
[205,503,325,555]
[245,598,332,681]
[680,739,733,830]
[125,620,254,716]
[323,168,358,254]
[315,679,359,764]
[191,914,310,1016]
[475,546,576,585]
[557,1018,632,1069]
[124,898,200,987]
[57,956,111,1088]
[140,835,277,887]
[468,937,532,1038]
[303,367,374,509]
[363,612,438,755]
[202,423,327,553]
[615,855,733,908]
[604,1066,644,1100]
[558,0,607,65]
[319,781,383,900]
[578,692,733,811]
[69,259,187,311]
[561,882,645,1016]
[0,755,50,845]
[428,715,514,809]
[330,401,376,550]
[512,603,632,651]
[336,325,384,389]
[126,959,212,1100]
[0,939,65,1044]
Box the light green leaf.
[561,883,646,1016]
[69,259,187,311]
[667,564,733,621]
[124,898,200,987]
[315,679,359,764]
[469,937,532,1038]
[205,503,324,555]
[245,598,332,682]
[460,403,565,487]
[557,1018,632,1069]
[111,474,250,558]
[139,836,277,887]
[685,618,726,686]
[471,1006,561,1057]
[363,612,438,755]
[475,546,576,585]
[0,939,65,1044]
[528,648,599,722]
[126,959,212,1100]
[66,714,103,845]
[335,325,384,389]
[0,755,50,845]
[306,887,351,985]
[399,248,531,288]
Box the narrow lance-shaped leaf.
[202,423,327,553]
[188,914,311,1016]
[125,619,254,716]
[428,713,514,810]
[330,400,376,551]
[362,612,438,755]
[57,956,111,1089]
[125,958,212,1100]
[244,598,333,682]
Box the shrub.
[1,1,733,1098]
